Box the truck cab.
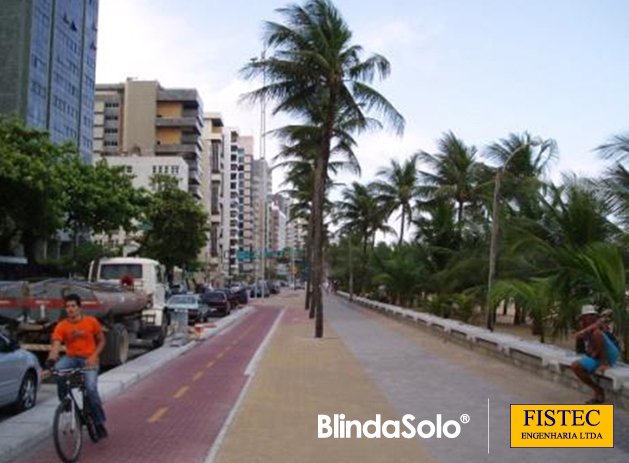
[89,257,167,327]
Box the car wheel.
[14,370,37,413]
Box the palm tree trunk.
[398,207,405,247]
[348,235,354,302]
[305,213,314,311]
[313,124,333,338]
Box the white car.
[0,332,41,413]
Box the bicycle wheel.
[53,399,82,463]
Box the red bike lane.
[12,307,281,463]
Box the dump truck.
[0,257,168,367]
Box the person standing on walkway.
[571,305,620,404]
[47,293,108,438]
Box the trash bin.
[170,308,190,346]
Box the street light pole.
[485,144,528,331]
[251,50,268,296]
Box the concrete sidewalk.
[212,293,433,463]
[211,292,629,463]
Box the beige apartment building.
[202,112,226,286]
[93,79,204,200]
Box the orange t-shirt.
[52,316,103,358]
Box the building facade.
[202,112,225,286]
[0,0,99,162]
[94,79,204,200]
[252,159,272,280]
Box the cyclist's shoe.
[62,401,71,413]
[96,424,108,439]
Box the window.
[104,102,119,109]
[211,182,220,214]
[104,140,118,147]
[104,128,118,134]
[105,114,118,121]
[125,166,133,174]
[211,141,221,172]
[172,166,179,175]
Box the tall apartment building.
[93,79,204,200]
[239,136,255,278]
[202,112,225,286]
[252,159,272,279]
[0,0,99,162]
[222,127,241,280]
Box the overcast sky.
[96,0,629,192]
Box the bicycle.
[49,368,100,463]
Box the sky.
[96,0,629,193]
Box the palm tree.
[373,153,419,246]
[335,182,393,294]
[596,133,629,228]
[242,0,404,337]
[485,132,557,219]
[418,132,486,227]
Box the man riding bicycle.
[47,294,108,439]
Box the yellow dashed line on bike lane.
[207,360,216,369]
[193,371,204,381]
[148,407,168,423]
[173,386,189,399]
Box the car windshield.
[206,292,226,302]
[100,264,142,280]
[168,295,197,304]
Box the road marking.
[174,386,190,399]
[148,407,168,423]
[193,371,203,381]
[217,352,225,359]
[207,360,216,369]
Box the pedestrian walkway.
[213,292,629,463]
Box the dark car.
[268,281,280,295]
[214,288,239,309]
[165,294,210,325]
[249,282,269,298]
[202,291,231,316]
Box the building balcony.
[188,168,201,185]
[157,89,203,109]
[189,185,203,200]
[156,116,202,135]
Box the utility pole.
[251,50,268,297]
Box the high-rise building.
[252,159,272,279]
[94,79,204,200]
[239,136,255,278]
[0,0,99,162]
[202,112,225,286]
[222,127,241,280]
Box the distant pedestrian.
[570,305,620,404]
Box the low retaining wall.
[337,292,629,409]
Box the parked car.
[249,282,269,298]
[202,291,232,316]
[215,288,239,309]
[236,287,249,305]
[165,294,210,325]
[0,332,41,413]
[268,281,280,295]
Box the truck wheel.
[101,324,129,367]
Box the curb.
[0,307,254,463]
